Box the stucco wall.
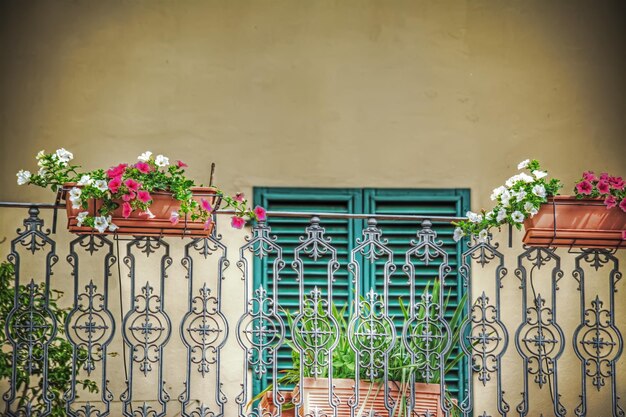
[0,1,625,416]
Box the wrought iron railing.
[0,206,623,417]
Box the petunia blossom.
[599,172,610,181]
[605,195,617,209]
[254,205,267,221]
[170,210,180,225]
[204,219,212,230]
[122,202,133,218]
[176,160,188,168]
[16,170,31,185]
[108,177,122,194]
[200,198,212,212]
[124,178,140,192]
[620,198,626,213]
[106,163,127,179]
[137,190,152,203]
[609,176,625,190]
[231,216,246,229]
[233,193,245,202]
[135,162,151,174]
[575,180,593,195]
[122,191,135,202]
[597,180,610,194]
[582,171,597,182]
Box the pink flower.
[170,211,180,225]
[107,163,127,179]
[122,191,135,202]
[135,162,151,174]
[122,202,132,218]
[108,177,122,194]
[176,160,188,168]
[233,193,245,202]
[204,219,212,230]
[124,178,140,192]
[231,216,246,229]
[253,205,267,221]
[623,230,626,240]
[137,190,151,203]
[200,198,212,212]
[620,198,626,213]
[599,172,610,181]
[610,176,625,190]
[597,180,610,194]
[575,180,593,195]
[605,195,617,209]
[582,171,597,182]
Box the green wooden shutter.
[252,187,363,395]
[364,188,470,398]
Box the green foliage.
[0,261,98,416]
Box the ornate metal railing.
[0,206,623,417]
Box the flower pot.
[63,183,219,237]
[258,390,296,417]
[298,377,443,417]
[522,196,626,248]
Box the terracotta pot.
[298,377,443,417]
[63,183,219,237]
[258,390,296,417]
[522,196,626,248]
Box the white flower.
[70,198,81,209]
[511,211,525,223]
[523,202,535,213]
[55,148,73,164]
[518,159,530,170]
[512,189,527,202]
[485,210,494,221]
[16,170,31,185]
[69,187,82,199]
[533,170,547,179]
[155,154,169,167]
[94,180,108,192]
[108,222,118,232]
[532,184,546,198]
[37,167,47,176]
[77,175,93,186]
[529,207,538,217]
[453,227,465,242]
[93,216,109,234]
[496,208,507,223]
[500,189,511,207]
[76,211,89,227]
[36,150,45,160]
[478,229,489,243]
[505,175,519,188]
[490,186,506,201]
[466,211,483,223]
[138,151,152,162]
[519,173,534,183]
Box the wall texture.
[0,1,625,416]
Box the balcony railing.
[0,205,623,417]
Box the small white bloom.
[490,186,506,201]
[532,184,546,198]
[108,222,118,232]
[512,189,527,202]
[519,173,534,183]
[70,197,81,209]
[138,151,152,162]
[16,170,31,185]
[477,229,489,243]
[529,207,538,217]
[466,211,483,223]
[55,148,73,164]
[36,150,45,160]
[500,189,511,207]
[37,167,47,176]
[496,208,507,223]
[511,211,525,223]
[518,159,530,170]
[76,211,89,227]
[523,202,535,213]
[154,154,169,167]
[485,210,494,221]
[533,170,547,179]
[77,175,93,186]
[94,180,108,192]
[505,175,519,188]
[93,216,109,234]
[453,227,465,242]
[69,187,82,199]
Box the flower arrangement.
[574,171,626,211]
[17,149,266,233]
[453,159,561,242]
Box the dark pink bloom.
[200,198,212,212]
[204,220,212,230]
[135,162,151,174]
[170,211,180,225]
[623,230,626,240]
[609,176,625,190]
[107,163,127,179]
[122,191,135,202]
[108,177,122,194]
[575,180,593,195]
[124,178,140,192]
[233,193,245,202]
[597,180,610,194]
[253,205,267,221]
[582,171,597,182]
[605,195,617,209]
[137,190,151,203]
[599,172,610,181]
[620,198,626,213]
[176,160,188,168]
[122,202,132,218]
[231,216,246,229]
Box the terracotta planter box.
[522,196,626,248]
[294,377,442,417]
[63,183,219,237]
[259,390,296,417]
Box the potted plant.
[16,149,266,236]
[452,159,625,248]
[253,281,465,417]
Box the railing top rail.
[0,201,468,222]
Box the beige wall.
[0,1,625,416]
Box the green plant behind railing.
[0,261,98,416]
